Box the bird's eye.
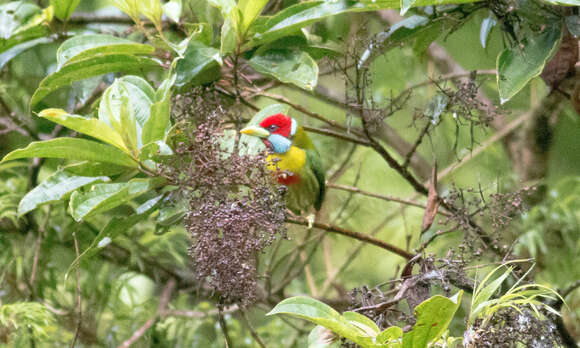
[267,125,279,131]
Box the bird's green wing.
[306,149,325,211]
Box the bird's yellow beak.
[240,125,270,138]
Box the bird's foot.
[306,214,315,229]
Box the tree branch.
[286,216,414,260]
[118,278,176,348]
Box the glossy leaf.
[358,15,431,70]
[163,0,182,23]
[63,161,133,177]
[0,2,49,55]
[0,36,52,70]
[308,326,340,348]
[99,76,157,150]
[30,54,161,108]
[138,0,163,29]
[376,326,403,345]
[69,178,163,221]
[0,2,41,40]
[1,138,138,167]
[267,296,374,347]
[480,13,497,49]
[541,0,580,5]
[342,311,380,337]
[400,0,417,15]
[38,108,128,152]
[220,14,239,55]
[67,195,162,273]
[470,266,512,323]
[18,170,108,216]
[249,49,318,90]
[111,0,140,22]
[142,75,174,144]
[238,0,268,32]
[175,41,222,88]
[56,34,155,70]
[50,0,80,21]
[402,291,463,348]
[497,26,561,104]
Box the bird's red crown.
[259,113,293,138]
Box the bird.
[240,113,325,215]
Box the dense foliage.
[1,0,580,347]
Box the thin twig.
[240,309,267,348]
[29,207,51,289]
[218,305,234,348]
[326,182,451,217]
[117,278,176,348]
[70,232,82,348]
[286,217,414,260]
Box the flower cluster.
[164,89,286,304]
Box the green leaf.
[0,36,52,70]
[112,0,140,22]
[1,138,138,167]
[142,75,174,144]
[376,326,403,345]
[342,312,380,337]
[138,0,163,30]
[69,178,163,221]
[63,161,132,177]
[541,0,580,5]
[402,291,463,348]
[400,0,417,15]
[18,170,108,216]
[38,108,128,152]
[308,326,340,348]
[156,203,186,227]
[50,0,80,21]
[99,76,157,150]
[30,54,161,108]
[245,1,391,48]
[175,40,222,88]
[163,0,182,23]
[424,94,449,124]
[497,26,561,104]
[0,2,42,40]
[207,0,236,15]
[56,34,155,70]
[267,297,373,347]
[480,12,497,49]
[139,140,174,163]
[249,49,318,90]
[238,0,268,32]
[220,14,239,55]
[67,194,162,275]
[358,15,432,70]
[470,266,512,323]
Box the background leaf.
[18,170,108,216]
[50,0,80,21]
[497,26,561,104]
[1,138,138,168]
[30,55,161,108]
[249,49,318,90]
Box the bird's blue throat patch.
[268,134,292,153]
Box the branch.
[286,216,414,260]
[70,232,82,348]
[326,182,451,217]
[118,278,176,348]
[241,309,267,348]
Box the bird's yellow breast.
[266,146,306,174]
